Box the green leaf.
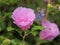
[15,28,23,36]
[5,33,14,39]
[31,26,43,31]
[31,26,43,36]
[1,39,10,45]
[10,38,21,45]
[0,21,5,30]
[7,27,14,32]
[10,40,17,45]
[0,36,4,43]
[31,31,38,36]
[0,0,8,5]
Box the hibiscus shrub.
[0,0,60,45]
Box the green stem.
[22,31,27,45]
[36,42,40,45]
[43,0,50,21]
[45,0,50,18]
[36,37,40,45]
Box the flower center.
[21,22,25,24]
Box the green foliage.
[31,26,43,31]
[7,27,14,32]
[0,0,19,5]
[0,36,4,43]
[0,0,60,45]
[1,39,10,45]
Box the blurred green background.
[0,0,60,45]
